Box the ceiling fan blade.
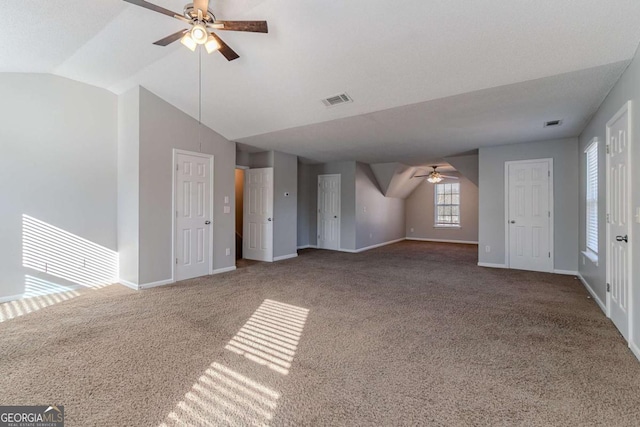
[215,21,268,33]
[412,175,429,178]
[441,175,459,179]
[153,29,188,46]
[123,0,183,20]
[209,33,240,61]
[194,0,210,14]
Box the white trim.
[118,280,139,290]
[577,273,607,314]
[273,253,298,261]
[553,269,578,276]
[581,250,599,267]
[407,237,478,245]
[339,238,406,253]
[235,165,250,170]
[172,149,215,282]
[477,262,508,269]
[0,293,28,304]
[213,266,237,275]
[139,278,174,290]
[504,158,554,273]
[630,341,640,363]
[296,244,317,250]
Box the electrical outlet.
[485,245,491,253]
[223,206,230,214]
[410,228,414,233]
[369,233,373,239]
[225,248,231,256]
[363,206,367,213]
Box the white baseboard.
[477,262,508,269]
[407,237,479,245]
[139,278,174,290]
[274,253,298,261]
[0,293,26,304]
[118,280,139,291]
[213,266,237,275]
[347,238,406,254]
[553,269,578,276]
[577,273,607,315]
[630,341,640,363]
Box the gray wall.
[578,47,640,349]
[273,152,298,258]
[137,87,236,284]
[117,87,140,285]
[355,163,405,249]
[478,138,579,272]
[0,74,117,299]
[406,172,479,243]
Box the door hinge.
[548,211,550,218]
[606,213,610,224]
[176,258,178,265]
[606,145,611,154]
[548,252,551,258]
[176,164,179,171]
[607,283,610,292]
[548,170,550,177]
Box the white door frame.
[317,174,341,250]
[172,149,215,281]
[504,158,554,272]
[605,101,633,342]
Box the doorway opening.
[235,167,245,261]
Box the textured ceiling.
[2,1,640,163]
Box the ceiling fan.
[124,0,268,61]
[413,166,459,183]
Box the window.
[585,139,598,257]
[435,183,460,227]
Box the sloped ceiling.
[2,1,640,164]
[444,154,479,187]
[370,163,422,199]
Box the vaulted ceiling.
[2,1,640,164]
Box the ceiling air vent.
[544,119,563,128]
[322,93,353,107]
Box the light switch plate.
[635,207,640,223]
[223,206,230,214]
[224,196,229,204]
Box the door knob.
[510,220,516,224]
[268,218,272,222]
[205,220,211,225]
[616,235,628,242]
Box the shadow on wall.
[159,299,309,426]
[0,215,120,322]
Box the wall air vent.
[322,93,353,107]
[544,119,563,128]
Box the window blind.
[585,142,598,254]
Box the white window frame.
[434,182,461,228]
[583,137,599,265]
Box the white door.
[175,152,212,281]
[607,102,631,340]
[317,174,340,250]
[243,168,273,262]
[506,159,553,272]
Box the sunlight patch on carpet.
[225,299,309,375]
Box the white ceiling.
[2,1,640,163]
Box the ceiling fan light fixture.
[191,23,208,44]
[205,35,221,54]
[180,32,197,51]
[427,173,443,184]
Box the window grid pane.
[434,182,461,226]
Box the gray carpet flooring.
[1,241,639,426]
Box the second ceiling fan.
[124,0,268,61]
